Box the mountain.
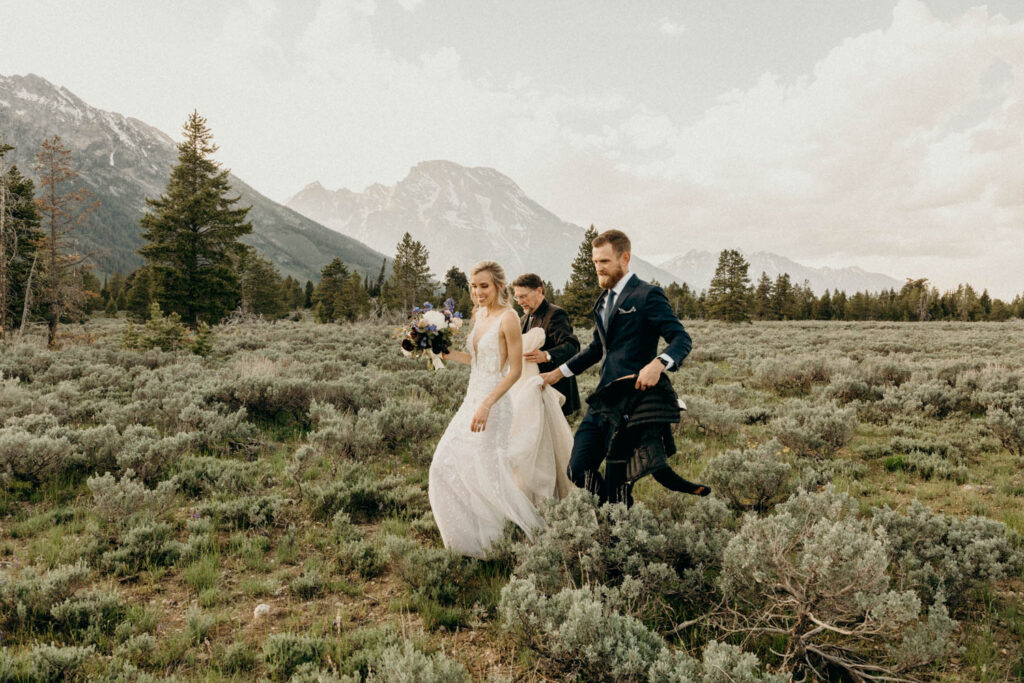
[655,250,903,295]
[286,161,680,287]
[0,73,387,282]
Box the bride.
[429,261,568,558]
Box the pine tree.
[384,232,434,312]
[561,226,601,327]
[753,272,773,320]
[124,267,154,321]
[34,136,98,347]
[238,249,288,318]
[706,249,753,322]
[771,273,796,320]
[139,111,252,327]
[304,280,314,309]
[443,266,473,316]
[312,258,349,323]
[0,153,43,340]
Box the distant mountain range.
[287,163,903,294]
[286,161,680,287]
[1,72,902,295]
[0,73,387,282]
[654,251,902,295]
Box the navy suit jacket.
[565,275,691,390]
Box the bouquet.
[399,298,463,369]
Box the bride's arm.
[441,350,471,365]
[470,312,523,432]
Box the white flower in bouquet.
[422,310,448,329]
[450,316,463,330]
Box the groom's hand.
[635,359,664,391]
[540,368,563,385]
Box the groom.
[541,229,692,492]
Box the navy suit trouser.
[568,408,614,494]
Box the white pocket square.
[617,306,636,314]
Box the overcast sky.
[3,0,1024,296]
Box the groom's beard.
[598,266,626,290]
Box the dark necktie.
[604,289,616,330]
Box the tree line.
[3,119,1022,347]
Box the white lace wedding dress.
[428,309,557,558]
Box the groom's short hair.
[592,229,631,256]
[512,273,544,290]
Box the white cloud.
[599,0,1024,296]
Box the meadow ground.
[1,316,1022,681]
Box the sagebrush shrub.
[718,487,957,680]
[388,540,476,606]
[173,456,260,498]
[312,462,426,522]
[101,521,184,576]
[337,538,389,579]
[262,632,328,681]
[197,494,289,530]
[986,405,1024,457]
[22,644,95,683]
[366,642,467,682]
[770,399,856,458]
[872,500,1022,610]
[0,561,91,634]
[87,471,177,531]
[751,356,831,396]
[701,440,792,512]
[647,641,786,683]
[0,426,82,485]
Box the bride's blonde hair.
[470,260,512,315]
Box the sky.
[2,0,1024,297]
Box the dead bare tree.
[33,136,98,348]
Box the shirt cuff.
[558,363,574,378]
[658,353,675,370]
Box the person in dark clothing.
[587,374,709,505]
[541,229,700,501]
[513,273,581,416]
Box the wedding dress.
[428,309,544,558]
[507,328,573,504]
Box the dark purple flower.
[426,324,437,332]
[444,298,455,311]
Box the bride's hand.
[471,403,490,432]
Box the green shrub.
[262,633,328,681]
[312,462,426,522]
[0,426,82,486]
[289,570,326,600]
[702,440,791,512]
[214,641,256,674]
[718,488,958,680]
[337,539,389,579]
[771,399,856,458]
[173,456,260,498]
[113,633,157,669]
[0,561,91,634]
[648,641,785,683]
[50,589,127,643]
[987,405,1024,457]
[122,303,188,352]
[389,543,476,606]
[499,576,667,682]
[197,494,288,530]
[86,471,177,531]
[366,641,467,682]
[101,521,183,576]
[873,500,1022,610]
[751,356,831,396]
[22,644,95,683]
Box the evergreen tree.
[817,289,833,320]
[34,136,98,347]
[384,233,434,312]
[442,266,473,316]
[753,272,773,320]
[238,249,288,318]
[124,267,154,321]
[281,276,304,310]
[371,257,387,298]
[104,272,127,315]
[561,226,601,327]
[304,280,314,309]
[312,258,349,323]
[80,270,103,313]
[0,159,43,338]
[336,270,371,321]
[139,111,252,327]
[706,249,753,322]
[771,273,796,320]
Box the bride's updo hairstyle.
[470,260,512,314]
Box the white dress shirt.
[558,271,675,378]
